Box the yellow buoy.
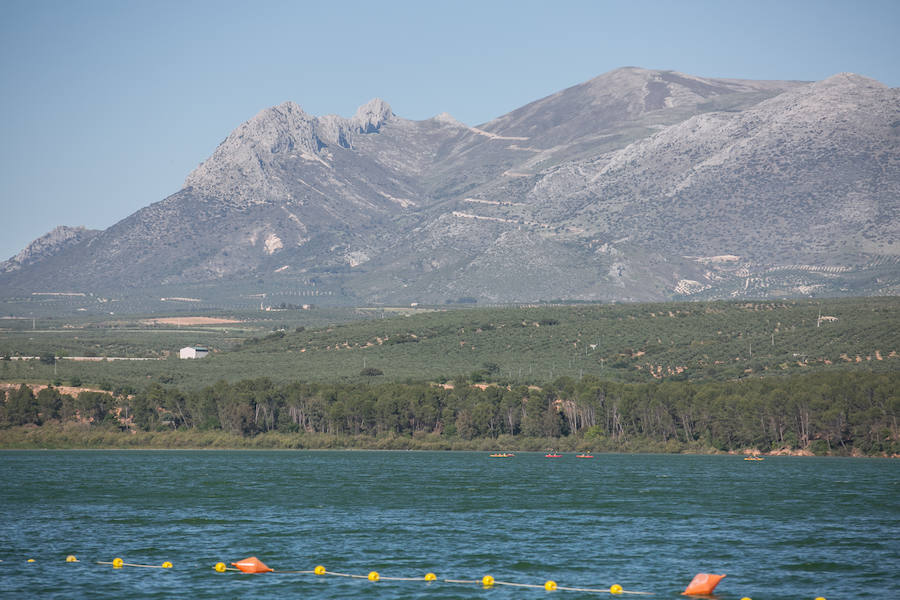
[214,562,226,573]
[545,580,558,591]
[368,571,380,582]
[314,565,326,575]
[66,555,78,563]
[482,575,495,587]
[424,572,437,581]
[112,558,124,569]
[27,559,35,563]
[610,583,623,594]
[162,561,173,569]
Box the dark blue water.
[1,451,897,599]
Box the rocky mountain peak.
[183,100,324,203]
[351,98,393,133]
[222,101,318,153]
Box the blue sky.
[1,0,898,262]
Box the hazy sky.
[2,0,898,261]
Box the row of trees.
[2,371,897,455]
[2,386,118,428]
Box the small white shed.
[179,346,209,359]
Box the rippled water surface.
[1,451,897,599]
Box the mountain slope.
[406,72,900,302]
[2,67,897,308]
[1,226,100,274]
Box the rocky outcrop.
[350,98,393,133]
[183,98,396,205]
[1,226,99,273]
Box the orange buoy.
[683,573,725,595]
[231,557,273,573]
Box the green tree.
[5,385,39,425]
[36,387,63,422]
[75,391,115,426]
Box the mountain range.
[2,67,898,309]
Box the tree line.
[2,371,897,455]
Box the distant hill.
[1,226,99,274]
[2,67,898,310]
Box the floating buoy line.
[16,553,653,595]
[5,555,829,599]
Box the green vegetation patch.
[1,298,897,390]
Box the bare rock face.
[350,98,393,133]
[316,114,355,148]
[183,101,319,205]
[3,68,898,305]
[183,98,395,205]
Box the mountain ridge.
[2,67,898,310]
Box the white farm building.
[179,346,210,359]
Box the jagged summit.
[182,100,319,204]
[183,97,400,205]
[351,98,393,133]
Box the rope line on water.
[302,568,648,594]
[96,559,172,569]
[13,554,797,598]
[303,571,654,595]
[14,556,653,596]
[271,569,316,574]
[557,585,654,595]
[322,571,369,579]
[494,580,545,589]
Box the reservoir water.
[1,451,897,599]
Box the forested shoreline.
[2,371,897,456]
